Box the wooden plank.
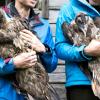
[53,65,65,73]
[50,84,66,100]
[39,0,69,10]
[42,0,49,19]
[50,23,56,36]
[49,10,59,23]
[49,0,69,8]
[49,6,61,10]
[36,10,59,23]
[49,73,66,83]
[58,59,65,65]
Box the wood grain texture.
[48,1,67,99]
[50,84,66,100]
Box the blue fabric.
[0,58,24,100]
[0,4,58,100]
[0,79,25,100]
[0,58,15,75]
[34,18,58,73]
[34,18,58,72]
[55,0,100,87]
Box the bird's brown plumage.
[0,8,52,100]
[62,12,100,99]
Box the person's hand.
[20,29,46,53]
[84,39,100,57]
[13,51,37,69]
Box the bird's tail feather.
[47,83,60,100]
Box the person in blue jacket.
[0,0,58,100]
[56,0,100,100]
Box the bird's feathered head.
[75,12,97,37]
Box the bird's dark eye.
[78,20,82,23]
[89,23,94,27]
[77,18,83,25]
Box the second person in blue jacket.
[56,0,100,100]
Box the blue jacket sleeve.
[55,4,92,62]
[40,23,58,73]
[0,58,15,75]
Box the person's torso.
[61,0,100,87]
[0,3,51,99]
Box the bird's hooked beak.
[80,24,88,37]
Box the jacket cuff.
[44,44,51,53]
[80,45,93,61]
[4,58,16,73]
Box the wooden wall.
[47,0,69,100]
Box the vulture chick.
[0,8,54,100]
[62,13,100,99]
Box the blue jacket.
[55,0,100,87]
[0,2,58,100]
